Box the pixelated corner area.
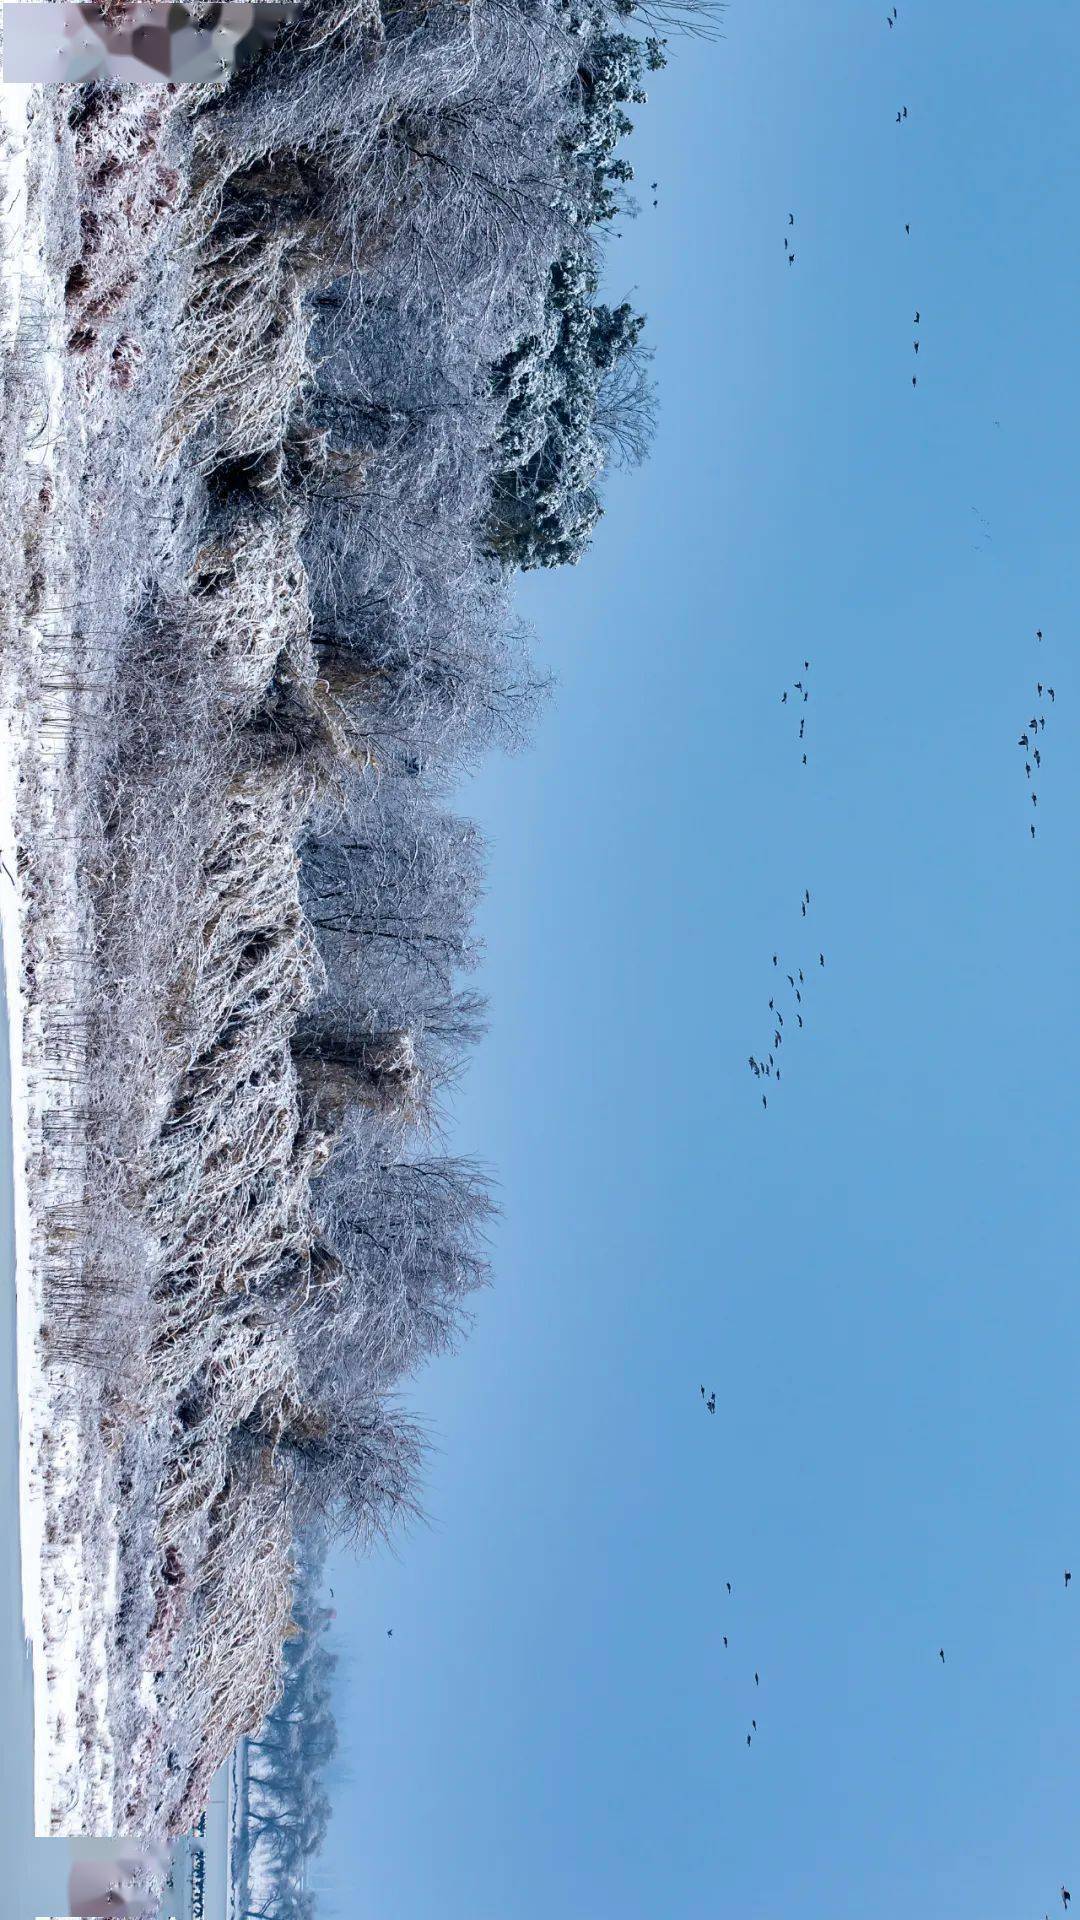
[2,3,298,85]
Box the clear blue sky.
[321,5,1080,1916]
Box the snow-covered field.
[1,73,118,1836]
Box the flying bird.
[1062,1891,1070,1912]
[1066,1570,1071,1587]
[798,969,804,983]
[773,954,778,966]
[912,375,917,386]
[819,952,825,966]
[788,974,795,987]
[913,340,919,353]
[1019,733,1029,748]
[1032,792,1038,806]
[788,253,796,265]
[804,660,810,670]
[387,1628,394,1637]
[1034,749,1041,768]
[797,1013,803,1028]
[914,309,920,322]
[789,212,794,225]
[905,223,910,234]
[1031,823,1036,839]
[1037,683,1043,696]
[802,753,807,764]
[1049,687,1056,702]
[747,1734,752,1747]
[781,690,788,703]
[801,902,807,916]
[938,1648,945,1663]
[707,1395,716,1414]
[723,1635,728,1647]
[727,1582,732,1595]
[1025,763,1031,778]
[754,1672,760,1686]
[1037,629,1043,640]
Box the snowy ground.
[1,74,118,1836]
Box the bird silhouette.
[723,1634,728,1646]
[1066,1570,1072,1587]
[819,952,825,966]
[913,340,919,354]
[700,1385,705,1397]
[938,1648,945,1663]
[747,1734,752,1748]
[804,660,810,670]
[727,1582,732,1595]
[754,1672,760,1686]
[794,681,804,692]
[797,1013,804,1028]
[912,375,917,386]
[795,989,802,1003]
[788,253,796,265]
[387,1628,394,1637]
[801,902,807,916]
[1026,763,1031,778]
[1034,749,1041,768]
[788,974,795,987]
[1037,683,1043,695]
[1049,687,1056,702]
[1019,733,1029,748]
[914,309,920,322]
[1031,823,1036,839]
[798,969,804,983]
[762,1094,767,1108]
[707,1394,716,1414]
[802,753,807,764]
[905,223,911,234]
[777,1011,784,1026]
[1062,1891,1070,1912]
[1037,629,1043,640]
[1032,792,1038,806]
[781,690,788,703]
[752,1718,757,1729]
[789,212,794,225]
[799,719,805,738]
[896,110,902,122]
[773,954,778,966]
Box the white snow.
[1,73,114,1836]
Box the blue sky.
[319,5,1080,1917]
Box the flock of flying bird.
[1019,635,1056,839]
[740,15,1071,1906]
[747,673,825,1111]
